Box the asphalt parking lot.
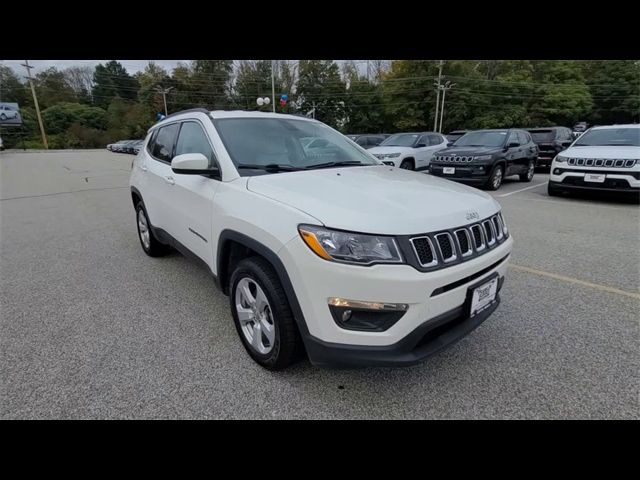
[1,149,638,419]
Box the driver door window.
[175,121,217,168]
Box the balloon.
[263,97,271,105]
[281,94,288,101]
[257,98,264,106]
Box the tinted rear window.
[528,130,555,143]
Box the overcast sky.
[2,60,185,76]
[2,59,370,77]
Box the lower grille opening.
[430,254,509,297]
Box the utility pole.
[271,60,276,113]
[433,60,444,132]
[312,102,316,119]
[155,86,174,116]
[438,81,455,134]
[21,60,48,149]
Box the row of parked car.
[107,139,144,155]
[343,126,580,190]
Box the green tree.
[342,61,385,133]
[33,67,77,108]
[297,60,346,128]
[41,102,108,134]
[0,65,29,106]
[233,60,275,109]
[135,62,171,114]
[582,60,640,124]
[92,61,139,108]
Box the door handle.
[141,164,148,172]
[165,176,175,185]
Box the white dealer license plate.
[443,167,455,174]
[470,277,498,317]
[584,173,605,183]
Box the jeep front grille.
[410,237,437,267]
[567,158,637,168]
[408,213,507,270]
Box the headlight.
[386,153,401,158]
[298,225,403,265]
[499,212,508,236]
[554,155,567,163]
[474,155,493,161]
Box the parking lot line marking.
[497,182,548,197]
[509,264,640,300]
[504,196,638,211]
[0,186,129,202]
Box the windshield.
[528,130,556,143]
[573,128,640,147]
[214,118,378,174]
[454,130,508,147]
[380,133,419,147]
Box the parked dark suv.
[346,134,388,149]
[446,130,468,143]
[429,129,538,190]
[526,127,573,169]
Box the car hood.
[367,146,415,155]
[435,146,504,157]
[561,145,640,159]
[246,166,500,235]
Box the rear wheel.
[135,201,170,257]
[519,160,535,182]
[485,165,504,190]
[230,257,302,370]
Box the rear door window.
[151,123,180,162]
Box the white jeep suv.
[130,109,513,370]
[367,132,448,170]
[548,124,640,197]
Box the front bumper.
[279,234,513,366]
[429,164,490,184]
[549,167,640,194]
[305,288,501,368]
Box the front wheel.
[230,257,302,370]
[399,159,414,170]
[485,165,504,190]
[519,160,535,182]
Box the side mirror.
[561,141,572,148]
[507,142,520,148]
[415,143,427,148]
[447,142,454,147]
[171,153,219,177]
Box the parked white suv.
[548,124,640,197]
[367,132,448,170]
[130,109,513,370]
[0,105,19,121]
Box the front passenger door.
[165,121,220,267]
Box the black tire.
[485,164,504,190]
[229,256,302,370]
[519,160,535,182]
[399,159,414,170]
[547,182,561,197]
[0,114,6,121]
[135,201,170,257]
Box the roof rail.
[160,107,211,121]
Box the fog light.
[554,168,561,175]
[327,298,408,332]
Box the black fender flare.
[217,230,311,338]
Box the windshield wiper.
[304,161,367,170]
[236,163,304,172]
